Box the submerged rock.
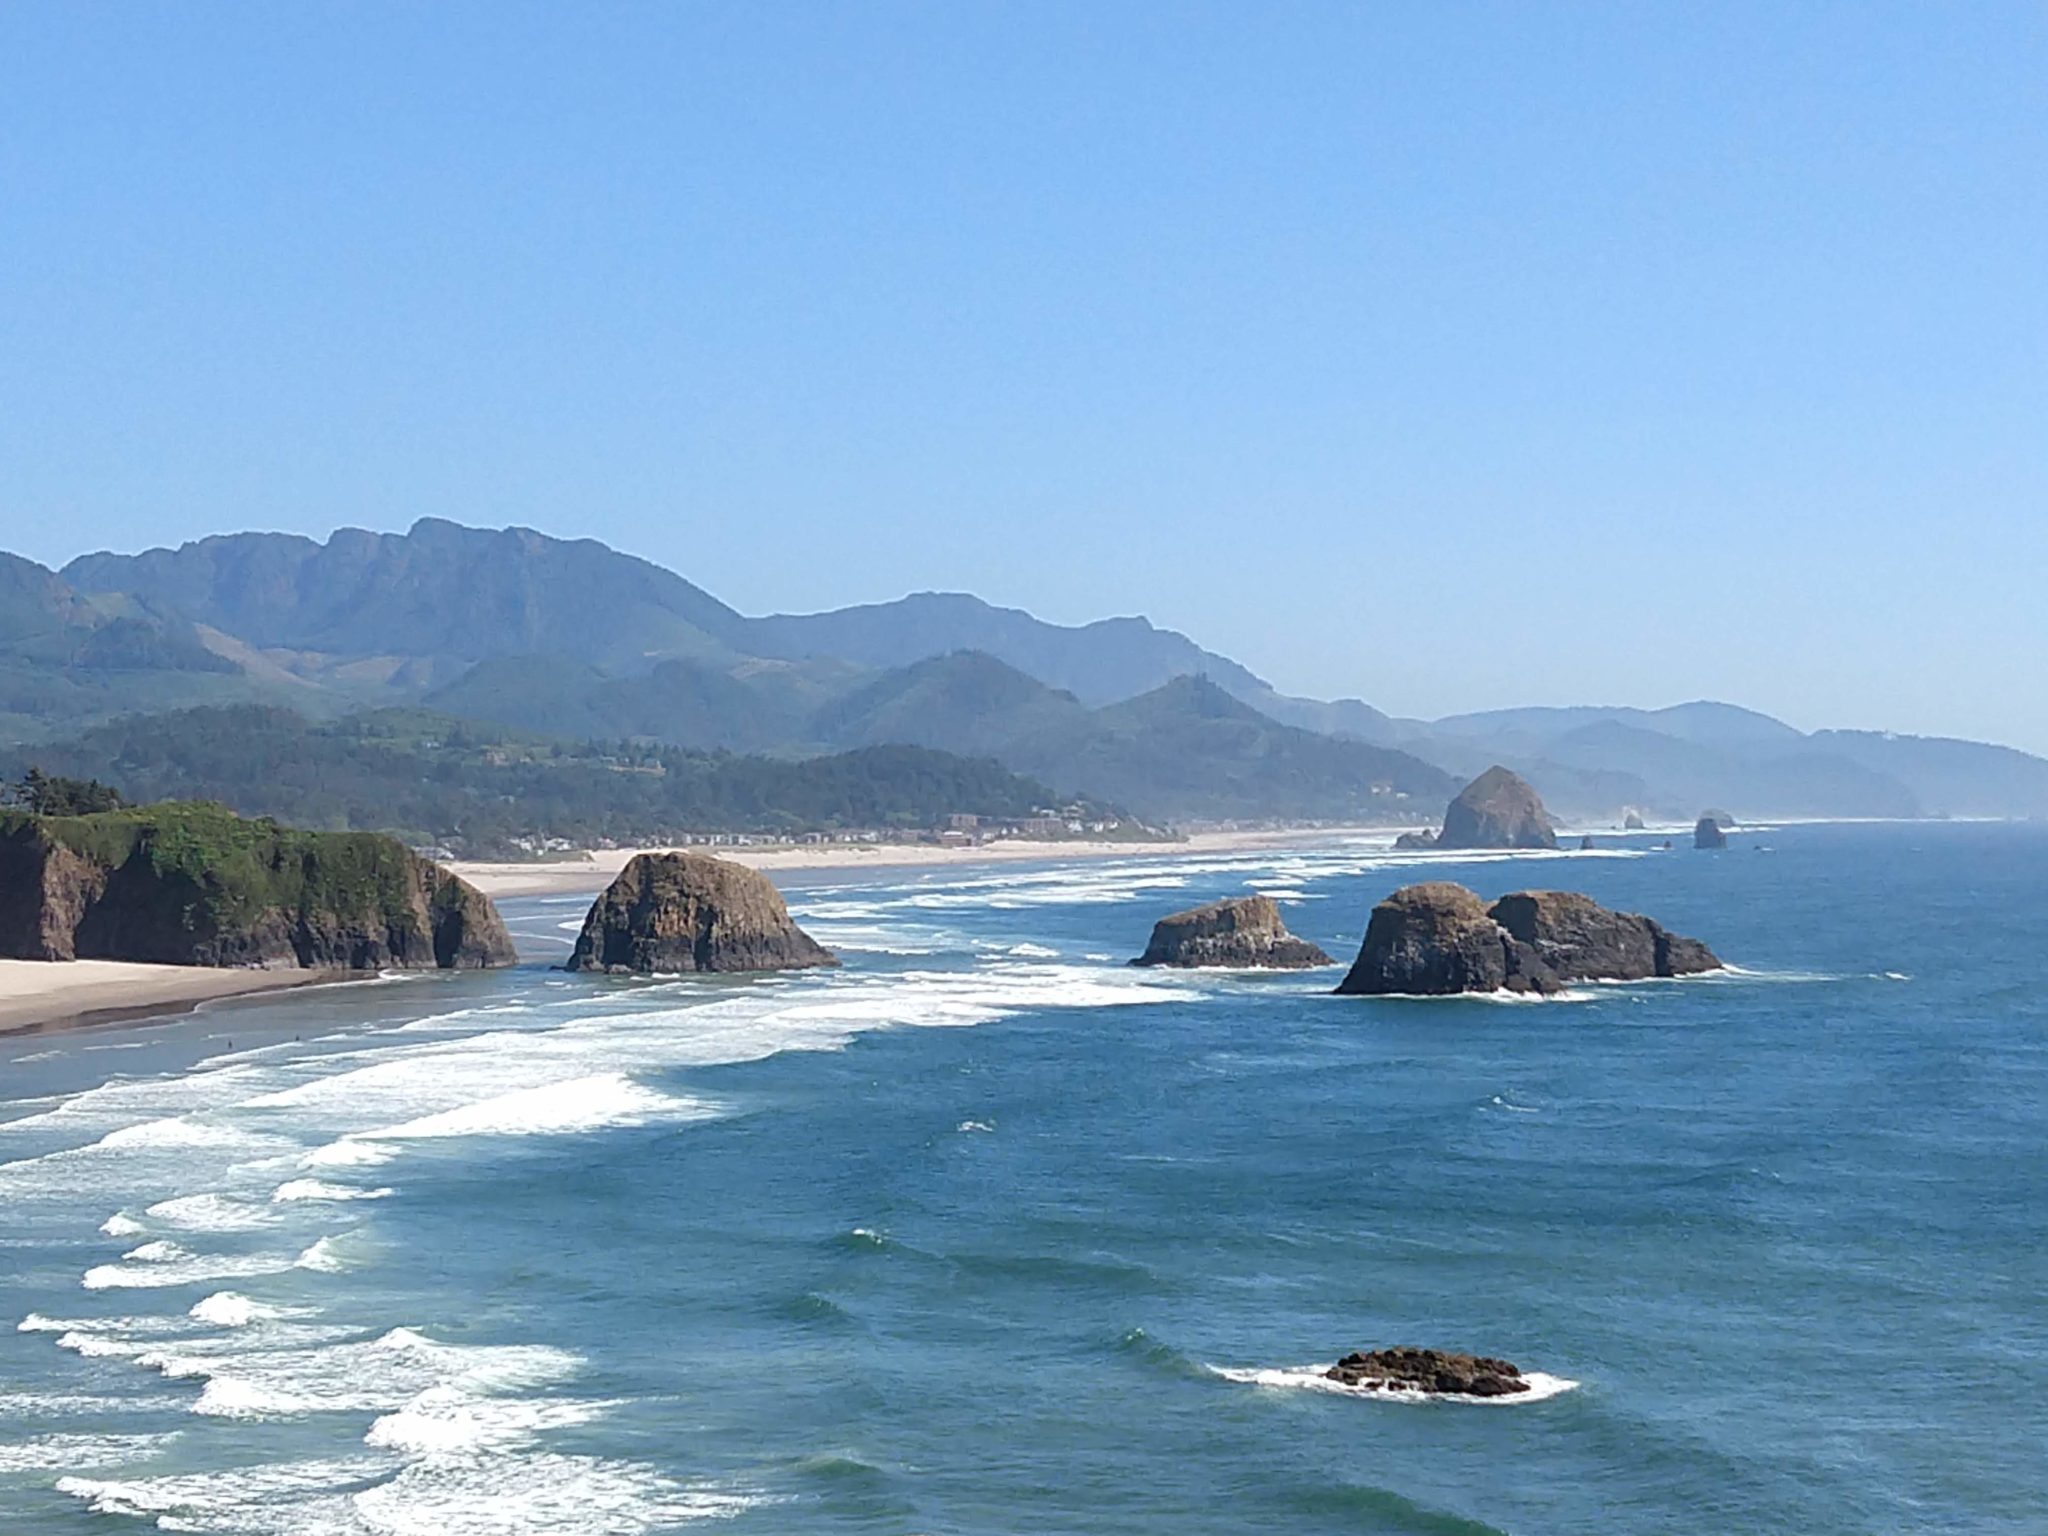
[1333,883,1562,996]
[1324,1348,1530,1397]
[0,803,515,970]
[1694,816,1729,850]
[1130,895,1331,969]
[1436,767,1559,851]
[1334,882,1721,996]
[1488,889,1720,980]
[566,851,837,975]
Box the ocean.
[2,821,2043,1535]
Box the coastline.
[0,959,354,1039]
[447,825,1400,898]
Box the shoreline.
[0,960,356,1040]
[447,825,1406,898]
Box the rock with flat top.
[1694,816,1728,849]
[1334,882,1562,996]
[1487,889,1720,980]
[566,852,836,974]
[1131,895,1330,968]
[1324,1347,1530,1397]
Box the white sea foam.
[147,1192,279,1232]
[82,1250,294,1291]
[0,1431,178,1474]
[957,1120,995,1134]
[358,1071,710,1141]
[294,1235,350,1273]
[364,1385,616,1454]
[1210,1362,1580,1404]
[100,1211,147,1238]
[189,1290,302,1328]
[273,1178,392,1203]
[302,1138,400,1169]
[122,1238,190,1263]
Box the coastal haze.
[4,5,2045,1536]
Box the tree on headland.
[5,767,126,817]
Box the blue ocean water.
[2,821,2044,1535]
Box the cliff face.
[1130,895,1332,969]
[566,852,837,974]
[0,805,516,970]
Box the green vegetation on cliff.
[0,800,515,968]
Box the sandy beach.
[0,959,348,1038]
[447,825,1393,898]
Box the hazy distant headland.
[4,518,2045,853]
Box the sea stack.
[1623,810,1647,831]
[1334,881,1720,996]
[1130,895,1332,969]
[1324,1348,1530,1398]
[1694,816,1728,850]
[1435,767,1559,851]
[1392,828,1438,850]
[566,852,837,974]
[0,803,516,970]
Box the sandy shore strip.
[0,959,348,1038]
[450,826,1401,898]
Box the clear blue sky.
[4,4,2043,749]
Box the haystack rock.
[1488,890,1721,980]
[1694,816,1728,850]
[1623,810,1647,831]
[1333,882,1562,996]
[1325,1348,1530,1398]
[1435,767,1559,851]
[1130,895,1332,969]
[1334,882,1721,996]
[566,852,837,974]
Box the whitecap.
[1210,1362,1580,1404]
[363,1384,616,1454]
[294,1236,349,1273]
[100,1212,147,1238]
[356,1072,712,1142]
[272,1178,392,1203]
[147,1192,279,1232]
[0,1431,178,1474]
[82,1251,294,1291]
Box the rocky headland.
[566,851,837,974]
[1324,1348,1530,1397]
[1434,767,1560,851]
[0,802,515,970]
[1130,895,1332,969]
[1334,882,1721,996]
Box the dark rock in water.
[1701,808,1737,830]
[1334,882,1722,995]
[1333,883,1562,996]
[0,803,515,970]
[1658,839,1675,850]
[1488,890,1721,980]
[1436,766,1559,851]
[1694,816,1729,849]
[1324,1347,1529,1397]
[566,851,837,974]
[1579,834,1597,850]
[1623,810,1647,831]
[1131,895,1331,969]
[1393,828,1438,851]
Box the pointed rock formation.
[1130,895,1332,969]
[566,852,837,974]
[1435,767,1559,851]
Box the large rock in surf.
[1488,890,1720,980]
[1623,810,1647,831]
[1334,882,1721,996]
[1436,767,1559,851]
[1694,816,1728,849]
[1392,828,1438,850]
[566,852,836,975]
[1334,882,1562,996]
[0,803,516,970]
[1130,895,1332,969]
[1325,1347,1530,1398]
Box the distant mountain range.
[7,517,2046,825]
